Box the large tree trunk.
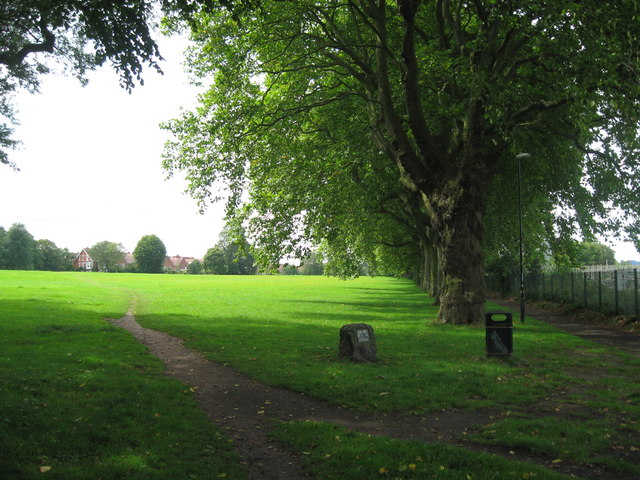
[418,247,429,291]
[368,0,491,323]
[417,236,440,300]
[426,231,440,300]
[430,172,487,324]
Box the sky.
[1,34,639,263]
[0,35,226,258]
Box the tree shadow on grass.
[280,298,438,318]
[0,298,123,334]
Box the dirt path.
[110,310,502,479]
[110,304,639,480]
[488,297,640,356]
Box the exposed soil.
[109,300,640,480]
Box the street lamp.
[516,153,531,323]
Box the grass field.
[1,271,639,479]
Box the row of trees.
[162,0,640,324]
[0,220,625,277]
[0,224,75,271]
[3,1,639,324]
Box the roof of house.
[164,255,196,270]
[73,248,93,262]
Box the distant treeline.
[0,223,75,271]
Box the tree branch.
[508,97,570,129]
[0,19,55,67]
[434,0,451,49]
[472,0,488,24]
[398,0,445,174]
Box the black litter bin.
[485,311,513,357]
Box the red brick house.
[73,248,95,270]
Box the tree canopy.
[89,241,126,272]
[163,1,640,324]
[0,223,72,271]
[202,223,257,274]
[576,242,617,267]
[133,234,167,273]
[203,246,228,274]
[0,0,170,169]
[36,239,73,271]
[4,223,35,270]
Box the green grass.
[271,422,574,480]
[0,271,245,479]
[469,416,638,474]
[2,271,639,478]
[121,275,627,413]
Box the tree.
[216,223,257,274]
[0,226,7,269]
[576,242,616,267]
[133,234,166,273]
[89,241,126,272]
[187,258,203,274]
[202,223,257,274]
[5,223,35,270]
[36,239,66,271]
[280,264,298,275]
[59,248,76,271]
[164,1,640,324]
[299,251,324,276]
[0,225,75,271]
[203,246,228,274]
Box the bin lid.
[485,311,513,327]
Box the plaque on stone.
[339,323,377,363]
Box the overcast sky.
[0,34,638,262]
[0,35,226,258]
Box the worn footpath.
[110,299,639,480]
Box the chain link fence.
[487,267,640,318]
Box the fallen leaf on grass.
[39,466,51,473]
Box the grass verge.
[271,421,576,480]
[0,271,245,479]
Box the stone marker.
[339,323,377,362]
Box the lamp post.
[516,153,530,323]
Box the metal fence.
[486,267,640,318]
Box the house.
[163,255,196,272]
[73,248,95,270]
